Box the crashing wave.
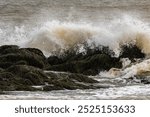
[1,15,150,78]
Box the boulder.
[43,71,100,90]
[0,45,121,91]
[0,45,48,69]
[47,45,122,75]
[0,71,17,91]
[7,65,47,85]
[120,44,145,60]
[47,53,121,75]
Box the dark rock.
[43,85,62,91]
[0,70,34,91]
[47,54,121,75]
[137,75,150,84]
[0,63,101,91]
[46,44,146,76]
[44,71,99,90]
[25,48,45,57]
[141,79,150,84]
[0,44,128,91]
[52,78,88,90]
[120,44,145,60]
[68,73,98,83]
[0,45,19,55]
[0,68,4,72]
[15,60,28,65]
[0,62,14,69]
[7,65,47,85]
[46,45,122,75]
[47,56,64,65]
[14,84,38,91]
[131,74,150,84]
[0,71,17,91]
[0,72,14,80]
[24,72,44,85]
[0,45,48,69]
[0,65,48,91]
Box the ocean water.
[1,0,150,99]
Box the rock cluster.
[0,44,146,91]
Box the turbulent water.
[1,0,150,99]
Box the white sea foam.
[0,15,150,57]
[25,15,150,56]
[1,84,150,99]
[99,58,150,79]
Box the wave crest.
[27,16,150,57]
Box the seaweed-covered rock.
[47,44,146,75]
[0,64,101,91]
[7,65,47,85]
[0,45,19,54]
[43,71,99,90]
[0,45,123,91]
[0,71,17,91]
[47,56,64,65]
[47,53,121,75]
[0,45,48,69]
[0,68,41,91]
[120,44,145,60]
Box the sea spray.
[0,15,150,57]
[26,16,150,57]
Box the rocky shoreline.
[0,44,147,91]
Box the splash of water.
[0,15,150,56]
[25,15,150,56]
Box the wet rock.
[137,76,150,84]
[0,45,19,55]
[0,71,17,91]
[68,73,98,83]
[14,85,39,91]
[132,73,150,84]
[24,72,45,85]
[0,45,103,91]
[120,44,145,60]
[47,56,64,65]
[0,62,14,69]
[0,64,48,91]
[0,45,120,91]
[0,68,4,72]
[47,45,122,75]
[44,71,99,90]
[47,53,121,75]
[0,45,48,69]
[7,65,47,85]
[43,85,62,91]
[0,70,35,91]
[0,63,101,91]
[0,72,14,80]
[0,64,101,91]
[141,79,150,84]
